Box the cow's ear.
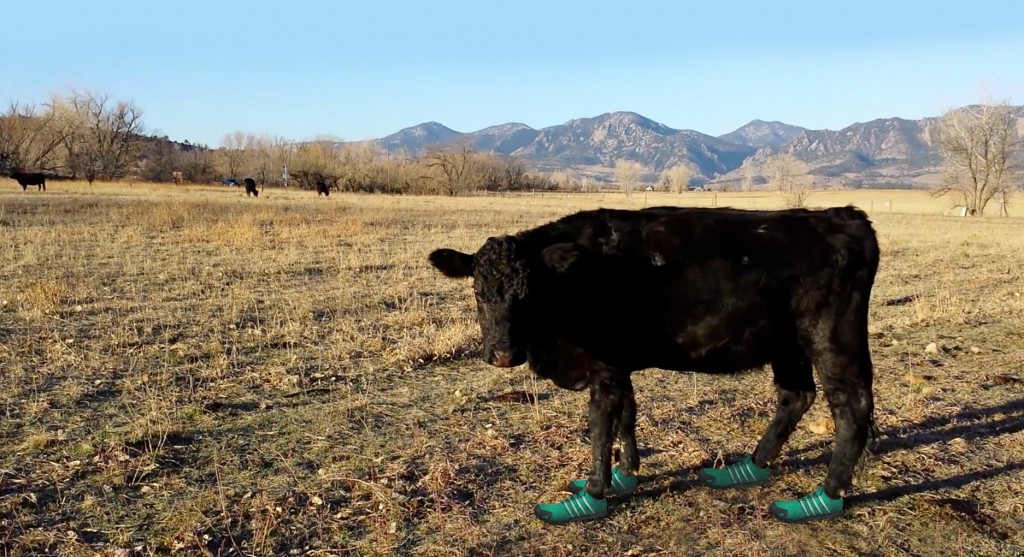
[429,248,475,278]
[541,243,579,273]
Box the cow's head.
[429,235,533,368]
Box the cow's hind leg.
[616,380,639,477]
[770,310,874,523]
[817,341,873,500]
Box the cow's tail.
[826,205,883,455]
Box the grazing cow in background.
[316,179,330,197]
[10,171,46,191]
[429,205,880,525]
[244,177,259,197]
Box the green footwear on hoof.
[697,454,770,489]
[565,466,639,496]
[769,486,845,523]
[534,491,609,525]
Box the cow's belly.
[577,296,780,374]
[606,323,777,374]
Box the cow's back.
[521,206,879,374]
[11,172,45,188]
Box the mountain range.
[359,105,1024,189]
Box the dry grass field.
[1,182,1023,556]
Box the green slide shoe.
[697,454,770,489]
[565,465,639,496]
[769,486,845,523]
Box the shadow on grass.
[784,396,1024,466]
[847,460,1024,506]
[627,397,1024,506]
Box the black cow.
[316,180,331,197]
[429,205,880,524]
[11,171,46,191]
[243,177,259,197]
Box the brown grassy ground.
[1,182,1023,556]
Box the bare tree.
[137,133,187,182]
[217,131,250,181]
[59,91,145,183]
[579,176,599,193]
[505,157,526,190]
[766,154,809,208]
[615,158,643,198]
[425,144,475,196]
[660,164,693,193]
[392,156,433,194]
[182,142,215,183]
[290,137,345,190]
[271,136,295,186]
[338,142,378,192]
[239,133,268,186]
[0,101,69,174]
[931,101,1022,216]
[552,171,589,191]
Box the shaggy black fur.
[430,205,880,500]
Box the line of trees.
[7,90,1016,205]
[0,91,560,194]
[0,90,144,183]
[214,137,559,194]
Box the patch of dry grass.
[1,182,1023,556]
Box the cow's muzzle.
[487,348,525,368]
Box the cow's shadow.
[626,396,1024,506]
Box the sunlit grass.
[1,182,1022,556]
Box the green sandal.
[565,465,639,496]
[534,490,608,525]
[697,454,770,489]
[769,486,844,523]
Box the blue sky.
[3,1,1023,147]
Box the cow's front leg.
[561,374,639,500]
[534,371,630,525]
[585,373,629,499]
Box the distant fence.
[466,190,727,206]
[459,189,1014,218]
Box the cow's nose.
[490,350,515,368]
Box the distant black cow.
[316,180,330,197]
[243,177,259,197]
[429,206,880,523]
[10,171,46,191]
